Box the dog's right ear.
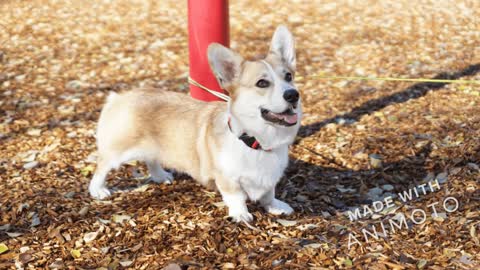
[207,43,243,90]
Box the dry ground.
[1,0,480,269]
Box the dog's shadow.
[278,143,433,217]
[277,63,480,216]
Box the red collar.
[228,118,270,151]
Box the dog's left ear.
[208,43,244,91]
[270,25,296,70]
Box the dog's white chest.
[218,137,289,201]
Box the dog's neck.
[226,102,300,151]
[226,114,244,137]
[227,115,269,151]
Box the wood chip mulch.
[1,0,479,269]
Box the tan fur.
[89,26,301,222]
[97,89,226,186]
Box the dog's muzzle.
[260,107,298,126]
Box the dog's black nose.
[283,89,299,103]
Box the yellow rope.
[188,76,230,101]
[188,73,479,102]
[296,75,480,84]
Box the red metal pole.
[188,0,229,102]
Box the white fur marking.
[265,199,294,215]
[89,172,111,199]
[218,129,289,202]
[222,192,253,222]
[147,161,173,184]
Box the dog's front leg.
[260,189,294,215]
[216,180,253,223]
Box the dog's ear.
[270,25,296,70]
[208,43,244,90]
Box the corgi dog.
[88,25,302,222]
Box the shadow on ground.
[2,64,478,244]
[282,63,480,215]
[297,63,480,139]
[280,143,433,216]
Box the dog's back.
[96,89,226,181]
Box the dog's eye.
[285,72,293,82]
[256,79,270,88]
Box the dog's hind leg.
[146,160,173,184]
[89,157,113,199]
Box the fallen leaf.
[213,201,226,208]
[108,260,120,270]
[31,213,40,227]
[98,218,111,224]
[0,243,8,254]
[112,214,131,223]
[296,224,319,230]
[23,161,39,170]
[78,206,89,216]
[222,262,235,269]
[436,172,448,184]
[6,232,22,238]
[467,162,479,171]
[459,254,473,265]
[133,184,150,192]
[22,152,37,162]
[203,190,217,198]
[369,154,383,168]
[83,231,98,243]
[26,128,42,136]
[120,260,133,267]
[49,260,64,269]
[276,219,297,226]
[367,187,384,199]
[303,243,322,249]
[131,243,143,252]
[19,253,33,264]
[80,165,95,176]
[382,184,394,191]
[163,263,182,270]
[70,249,81,259]
[417,259,427,269]
[336,184,356,193]
[63,191,75,198]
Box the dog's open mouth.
[260,107,298,126]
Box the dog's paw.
[228,205,253,223]
[264,199,294,215]
[229,210,254,223]
[149,171,174,184]
[89,186,111,199]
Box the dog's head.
[208,26,301,148]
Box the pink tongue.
[282,113,298,124]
